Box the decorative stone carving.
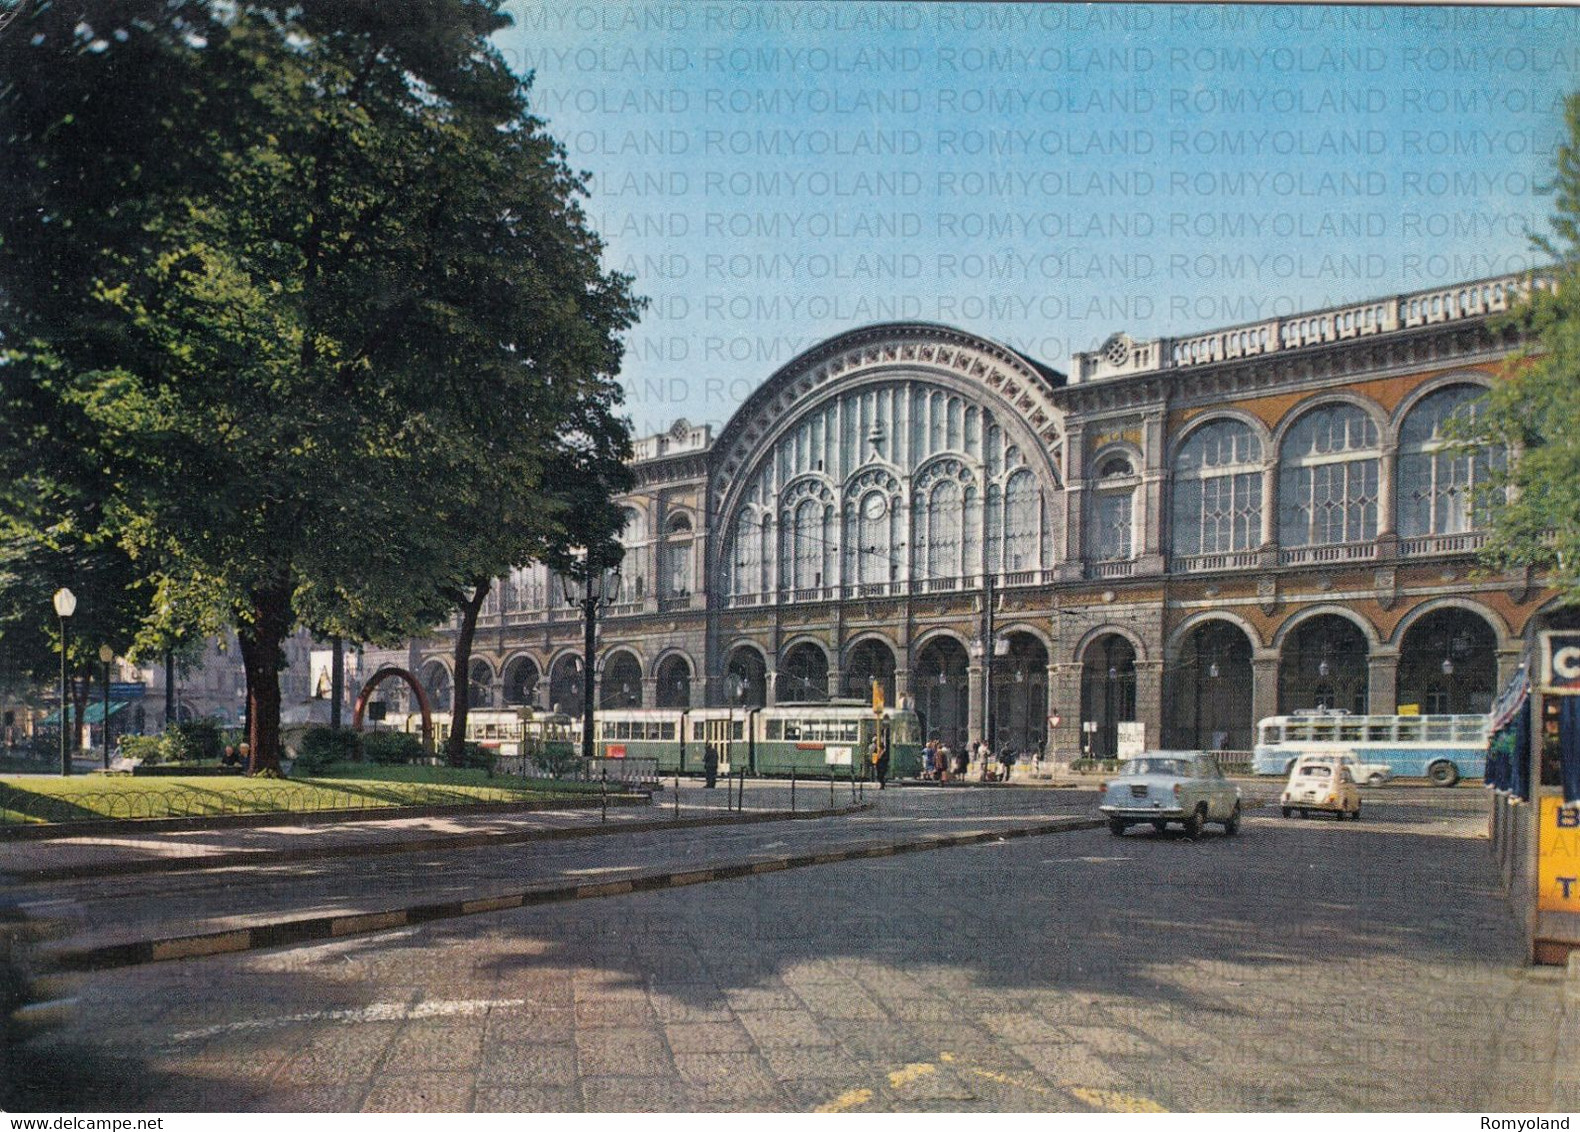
[1374,567,1398,610]
[1257,575,1277,615]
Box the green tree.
[1461,92,1580,601]
[0,1,641,772]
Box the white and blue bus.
[1252,711,1488,786]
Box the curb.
[0,790,645,842]
[46,816,1104,972]
[5,802,874,884]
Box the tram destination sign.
[1539,632,1580,695]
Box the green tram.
[586,702,922,779]
[399,703,921,780]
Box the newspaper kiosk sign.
[1540,632,1580,695]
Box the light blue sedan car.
[1098,752,1243,837]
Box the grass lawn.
[0,763,601,826]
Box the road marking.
[815,1087,873,1113]
[1070,1086,1168,1113]
[888,1063,936,1088]
[166,996,528,1043]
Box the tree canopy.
[1464,91,1580,602]
[0,0,641,769]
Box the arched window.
[601,652,643,709]
[621,507,648,601]
[419,661,452,712]
[731,511,761,596]
[467,659,494,708]
[1003,470,1040,569]
[1173,421,1263,557]
[859,492,888,585]
[1091,457,1136,562]
[502,657,540,707]
[655,656,691,709]
[927,480,962,581]
[1279,404,1380,547]
[1398,386,1499,539]
[662,513,692,598]
[779,643,829,703]
[792,499,820,589]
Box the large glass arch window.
[655,656,691,709]
[1173,421,1263,557]
[1396,607,1497,715]
[1004,469,1041,569]
[843,638,897,705]
[1279,405,1380,547]
[662,513,693,598]
[1398,385,1499,540]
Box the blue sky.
[491,2,1578,436]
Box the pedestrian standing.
[703,741,719,788]
[875,736,890,789]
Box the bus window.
[1260,723,1282,745]
[1339,720,1364,743]
[1310,720,1337,743]
[1425,717,1453,742]
[1287,721,1312,743]
[1367,719,1394,742]
[1396,717,1422,742]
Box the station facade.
[371,272,1560,759]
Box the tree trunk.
[330,635,344,729]
[446,579,490,767]
[238,580,292,774]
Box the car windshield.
[1123,758,1193,777]
[1298,765,1332,778]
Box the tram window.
[783,720,801,740]
[660,722,675,740]
[732,721,744,740]
[693,722,705,741]
[767,720,782,740]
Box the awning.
[39,700,129,726]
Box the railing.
[1171,551,1262,573]
[578,756,661,789]
[1397,531,1488,556]
[657,594,692,612]
[1087,560,1136,579]
[1278,543,1377,566]
[1076,271,1546,382]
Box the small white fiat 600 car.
[1098,752,1243,837]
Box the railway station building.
[368,272,1562,760]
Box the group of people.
[921,738,1043,782]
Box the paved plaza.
[4,785,1572,1112]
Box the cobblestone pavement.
[6,786,1566,1113]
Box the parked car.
[1280,757,1362,820]
[1270,747,1392,785]
[1098,751,1242,837]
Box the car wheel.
[1367,772,1385,787]
[1352,804,1361,821]
[1183,806,1205,838]
[1108,818,1127,836]
[1223,803,1241,835]
[1427,761,1460,787]
[1281,806,1292,818]
[1152,819,1167,834]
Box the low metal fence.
[578,757,661,789]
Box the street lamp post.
[562,562,620,762]
[98,644,114,770]
[52,588,75,777]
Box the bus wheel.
[1108,818,1128,837]
[1427,761,1460,788]
[1367,772,1385,787]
